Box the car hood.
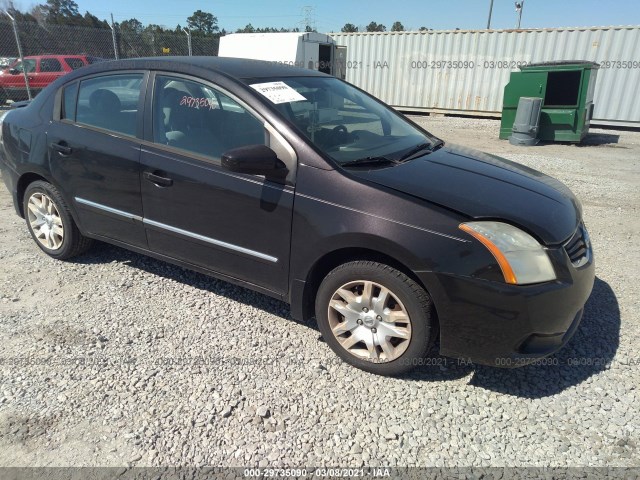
[350,143,581,245]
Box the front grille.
[564,224,590,267]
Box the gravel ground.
[0,116,639,468]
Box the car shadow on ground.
[406,277,621,398]
[75,246,619,396]
[74,242,315,330]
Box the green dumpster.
[499,61,599,143]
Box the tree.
[236,23,255,33]
[2,0,37,22]
[120,18,144,34]
[365,21,386,32]
[38,0,83,24]
[341,23,358,33]
[83,11,108,29]
[391,21,405,32]
[187,9,218,35]
[419,26,429,31]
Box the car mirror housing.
[9,68,19,75]
[221,144,287,177]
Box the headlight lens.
[459,221,556,285]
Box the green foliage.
[186,9,219,36]
[39,0,82,25]
[391,21,405,32]
[119,18,144,34]
[341,23,358,33]
[235,24,300,34]
[365,22,386,32]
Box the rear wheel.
[23,181,93,260]
[315,261,435,376]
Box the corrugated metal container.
[330,26,640,127]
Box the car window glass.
[62,82,78,121]
[40,58,63,72]
[153,75,266,160]
[76,73,143,137]
[65,58,86,70]
[12,59,36,73]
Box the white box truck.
[218,32,347,79]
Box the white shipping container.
[330,26,640,127]
[219,32,347,79]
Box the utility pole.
[183,28,192,56]
[515,1,525,29]
[487,0,494,29]
[110,13,119,60]
[3,10,31,100]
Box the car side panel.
[288,164,504,316]
[47,121,147,248]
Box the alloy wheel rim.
[327,280,412,362]
[27,193,64,250]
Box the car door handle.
[144,171,173,187]
[50,142,72,156]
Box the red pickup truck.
[0,55,103,104]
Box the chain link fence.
[1,18,219,106]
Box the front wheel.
[315,261,436,376]
[23,180,93,260]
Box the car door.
[34,58,66,90]
[47,72,148,248]
[140,73,296,296]
[0,58,36,97]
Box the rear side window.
[40,58,63,72]
[76,74,143,137]
[65,58,86,70]
[62,82,78,121]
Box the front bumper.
[420,245,595,367]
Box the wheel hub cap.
[327,280,412,362]
[27,193,64,251]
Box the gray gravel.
[0,116,639,467]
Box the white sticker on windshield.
[250,81,307,104]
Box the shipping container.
[330,26,640,128]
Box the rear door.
[139,73,296,295]
[47,72,148,248]
[33,58,66,90]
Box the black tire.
[315,261,436,376]
[23,180,93,260]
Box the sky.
[14,0,640,32]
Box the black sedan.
[0,57,594,375]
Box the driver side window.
[152,75,267,160]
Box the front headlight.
[459,221,556,285]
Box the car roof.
[23,55,88,60]
[80,56,328,81]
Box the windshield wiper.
[398,140,445,162]
[340,156,400,168]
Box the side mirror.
[221,144,287,177]
[8,68,19,75]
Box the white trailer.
[218,32,347,79]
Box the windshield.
[250,76,437,166]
